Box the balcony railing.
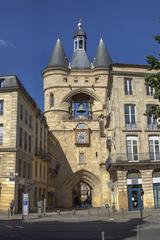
[125,123,137,130]
[147,123,158,130]
[107,152,160,165]
[35,148,50,161]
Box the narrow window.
[29,115,32,128]
[146,85,155,96]
[25,110,28,125]
[146,105,157,130]
[19,128,23,148]
[0,79,4,88]
[149,136,160,160]
[124,104,136,129]
[40,126,42,139]
[50,93,54,108]
[124,78,132,95]
[0,124,3,144]
[18,159,21,177]
[35,137,38,153]
[29,135,31,153]
[24,131,27,151]
[0,100,4,115]
[23,161,26,178]
[28,163,31,179]
[126,136,138,161]
[40,163,42,178]
[79,152,85,165]
[35,161,37,177]
[20,104,23,120]
[74,40,78,50]
[44,165,46,180]
[79,39,83,49]
[36,120,38,134]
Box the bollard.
[137,225,140,240]
[8,208,10,219]
[101,231,105,240]
[57,209,60,215]
[72,209,75,215]
[122,208,124,217]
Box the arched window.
[71,93,92,120]
[50,93,54,108]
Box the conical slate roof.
[94,38,112,68]
[71,49,91,69]
[48,38,69,69]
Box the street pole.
[140,196,143,221]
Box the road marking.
[5,225,13,229]
[16,226,24,229]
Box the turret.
[94,38,112,68]
[48,38,69,70]
[71,20,91,69]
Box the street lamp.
[140,188,144,221]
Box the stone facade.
[106,64,160,211]
[42,68,111,207]
[0,76,57,212]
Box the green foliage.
[145,35,160,117]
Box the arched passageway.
[72,182,92,208]
[58,170,101,208]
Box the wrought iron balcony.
[125,123,137,130]
[106,152,160,170]
[147,123,158,130]
[35,148,50,161]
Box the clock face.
[76,131,89,144]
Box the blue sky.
[0,0,159,110]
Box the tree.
[145,35,160,118]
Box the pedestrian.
[10,200,15,216]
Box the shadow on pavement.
[0,218,145,240]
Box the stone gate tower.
[42,21,112,208]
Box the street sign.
[22,193,29,218]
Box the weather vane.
[78,19,82,30]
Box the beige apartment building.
[0,75,57,212]
[42,21,160,211]
[106,64,160,211]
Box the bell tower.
[42,21,112,208]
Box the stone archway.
[57,170,101,208]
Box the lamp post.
[140,188,144,221]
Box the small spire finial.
[78,19,82,30]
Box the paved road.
[0,217,160,240]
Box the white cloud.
[0,39,14,48]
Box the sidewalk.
[0,208,160,223]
